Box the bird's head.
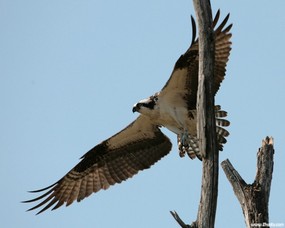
[132,94,159,116]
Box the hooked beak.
[132,103,141,113]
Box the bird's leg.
[178,130,192,158]
[177,132,187,158]
[177,131,201,160]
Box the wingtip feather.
[213,9,221,27]
[190,15,196,46]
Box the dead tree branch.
[171,1,217,227]
[170,211,193,228]
[221,137,274,228]
[193,0,218,228]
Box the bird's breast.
[158,104,197,135]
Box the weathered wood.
[221,137,274,228]
[193,0,218,228]
[170,211,194,228]
[171,0,218,226]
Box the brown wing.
[23,115,172,214]
[160,10,232,111]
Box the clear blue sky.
[1,1,284,227]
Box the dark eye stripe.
[142,100,156,109]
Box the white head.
[132,93,160,118]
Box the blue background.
[1,0,284,227]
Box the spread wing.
[160,10,232,111]
[23,115,172,214]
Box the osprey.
[23,11,232,214]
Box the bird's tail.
[183,105,230,160]
[215,105,230,151]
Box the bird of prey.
[23,10,232,214]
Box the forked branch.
[221,137,274,228]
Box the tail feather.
[184,105,230,159]
[215,105,230,149]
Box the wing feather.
[161,11,232,111]
[76,178,84,201]
[23,115,172,214]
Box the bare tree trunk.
[221,137,274,228]
[193,1,217,227]
[171,1,218,228]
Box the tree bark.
[221,137,274,228]
[193,1,218,228]
[171,1,217,227]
